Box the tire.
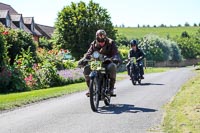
[131,73,136,85]
[89,77,99,112]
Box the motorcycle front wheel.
[131,73,136,85]
[89,77,100,112]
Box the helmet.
[96,29,106,42]
[130,40,137,46]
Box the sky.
[1,0,200,27]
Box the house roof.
[0,10,9,18]
[10,21,18,29]
[10,14,22,22]
[34,28,42,36]
[23,17,42,36]
[23,17,33,24]
[0,3,18,14]
[35,24,55,39]
[0,2,54,39]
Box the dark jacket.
[85,37,119,59]
[128,48,145,62]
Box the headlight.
[93,51,100,59]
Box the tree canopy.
[53,0,117,59]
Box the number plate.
[90,61,101,70]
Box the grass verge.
[0,83,87,111]
[0,67,172,111]
[118,67,172,75]
[162,69,200,133]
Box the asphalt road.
[0,67,195,133]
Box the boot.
[86,80,90,87]
[86,80,90,97]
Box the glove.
[113,54,122,64]
[78,58,87,67]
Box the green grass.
[144,67,172,73]
[118,67,172,75]
[116,27,200,39]
[162,69,200,133]
[0,83,87,110]
[0,67,172,111]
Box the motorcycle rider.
[126,40,145,79]
[78,29,121,96]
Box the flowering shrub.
[57,68,85,84]
[0,66,27,93]
[57,68,84,80]
[0,67,11,91]
[2,28,37,65]
[34,60,61,89]
[0,24,9,67]
[0,23,84,93]
[24,74,36,88]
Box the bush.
[140,34,182,62]
[118,45,129,60]
[175,37,200,59]
[35,60,61,89]
[0,24,9,67]
[0,66,27,93]
[3,28,37,65]
[39,37,53,50]
[63,60,77,69]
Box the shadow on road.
[140,83,164,86]
[98,104,157,114]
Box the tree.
[181,31,190,38]
[53,0,116,59]
[121,24,125,28]
[115,34,129,46]
[177,24,182,27]
[184,22,190,27]
[193,23,197,27]
[160,24,166,27]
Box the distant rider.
[126,40,145,79]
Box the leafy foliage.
[116,34,129,46]
[0,24,9,67]
[53,0,117,59]
[39,37,53,50]
[2,27,37,65]
[173,30,200,59]
[118,45,129,60]
[140,35,182,62]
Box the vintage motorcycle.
[129,57,142,85]
[85,51,117,112]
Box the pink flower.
[2,31,9,35]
